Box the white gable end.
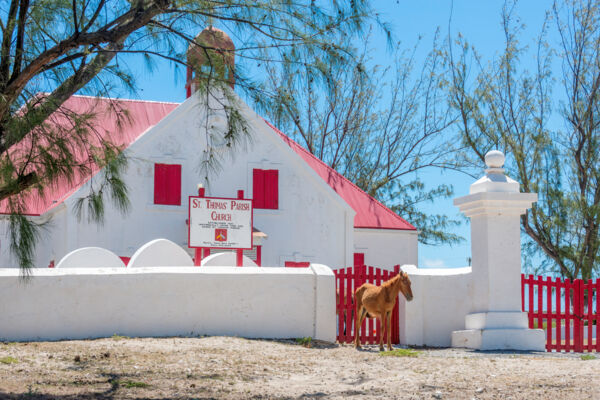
[40,91,355,269]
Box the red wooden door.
[335,265,402,345]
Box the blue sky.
[120,1,555,269]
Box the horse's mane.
[381,273,403,289]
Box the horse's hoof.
[379,347,384,352]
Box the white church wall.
[353,229,418,270]
[61,101,199,259]
[202,100,355,269]
[0,264,336,342]
[55,94,355,268]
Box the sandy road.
[0,336,598,399]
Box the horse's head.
[398,271,413,301]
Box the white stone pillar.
[451,151,545,351]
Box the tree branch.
[0,0,20,86]
[0,172,37,202]
[9,0,30,82]
[2,41,123,151]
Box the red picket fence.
[522,274,600,352]
[335,265,401,345]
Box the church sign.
[188,196,253,250]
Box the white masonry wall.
[400,265,474,347]
[0,264,335,342]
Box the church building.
[0,28,418,270]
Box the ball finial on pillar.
[484,150,505,175]
[485,150,505,168]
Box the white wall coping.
[402,264,472,276]
[0,265,332,277]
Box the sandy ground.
[0,336,598,399]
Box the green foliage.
[379,348,420,357]
[581,354,596,361]
[8,214,42,275]
[0,356,18,364]
[446,0,600,279]
[111,334,130,340]
[387,180,462,246]
[0,0,381,273]
[258,32,465,245]
[74,149,130,224]
[295,337,312,347]
[195,84,252,183]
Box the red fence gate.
[522,274,600,352]
[335,265,401,345]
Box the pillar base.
[452,311,545,351]
[465,311,528,330]
[451,328,545,351]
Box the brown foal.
[353,271,413,351]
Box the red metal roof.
[2,95,415,231]
[0,96,178,215]
[266,121,416,231]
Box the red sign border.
[188,195,254,251]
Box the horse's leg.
[354,306,361,348]
[354,292,363,349]
[386,310,393,351]
[379,314,385,351]
[355,307,367,349]
[353,290,361,348]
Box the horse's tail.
[353,285,373,318]
[354,285,366,314]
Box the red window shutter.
[264,169,279,209]
[167,164,181,205]
[154,164,167,204]
[253,168,265,208]
[253,168,278,210]
[354,253,365,267]
[154,164,181,205]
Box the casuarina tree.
[0,0,382,272]
[446,0,600,280]
[257,33,464,246]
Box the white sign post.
[188,192,253,251]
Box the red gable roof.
[266,121,416,231]
[0,96,178,216]
[2,95,415,231]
